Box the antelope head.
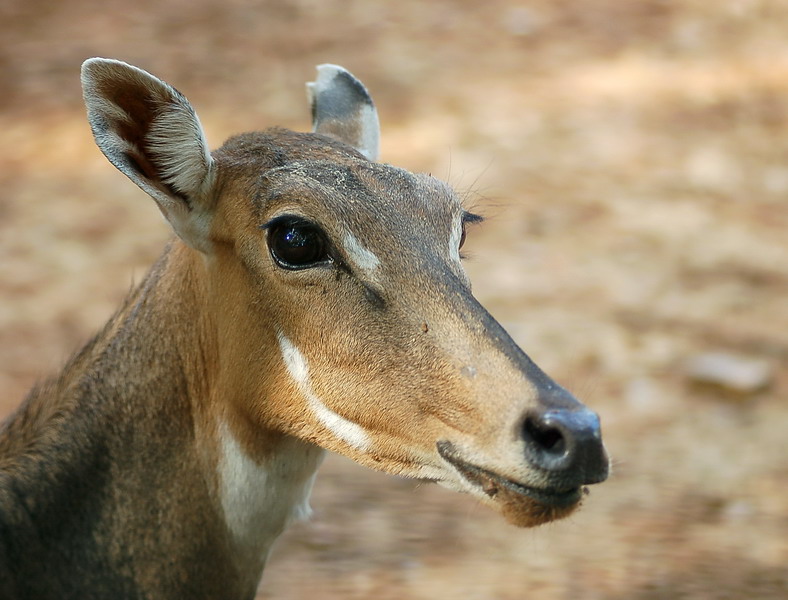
[81,59,609,529]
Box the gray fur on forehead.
[214,128,458,207]
[262,159,460,212]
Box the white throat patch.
[218,423,323,558]
[277,332,371,451]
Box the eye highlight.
[264,216,331,270]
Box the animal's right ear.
[81,58,215,250]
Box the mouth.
[437,441,584,526]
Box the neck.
[218,421,324,572]
[0,241,324,599]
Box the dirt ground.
[1,0,786,598]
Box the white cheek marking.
[278,333,371,450]
[343,232,381,279]
[218,423,324,556]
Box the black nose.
[522,406,609,486]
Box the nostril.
[521,406,609,485]
[523,415,566,456]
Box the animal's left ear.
[81,58,215,251]
[307,64,380,161]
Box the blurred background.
[1,0,786,598]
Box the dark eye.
[459,222,468,250]
[266,217,330,269]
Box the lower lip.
[456,460,583,507]
[499,479,583,507]
[436,441,583,508]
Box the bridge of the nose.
[276,157,540,376]
[313,166,544,437]
[256,155,525,409]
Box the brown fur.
[0,60,608,599]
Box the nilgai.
[0,59,609,599]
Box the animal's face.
[204,133,607,526]
[81,59,609,528]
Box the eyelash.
[459,211,483,256]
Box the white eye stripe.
[342,232,381,278]
[448,220,463,264]
[277,332,371,450]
